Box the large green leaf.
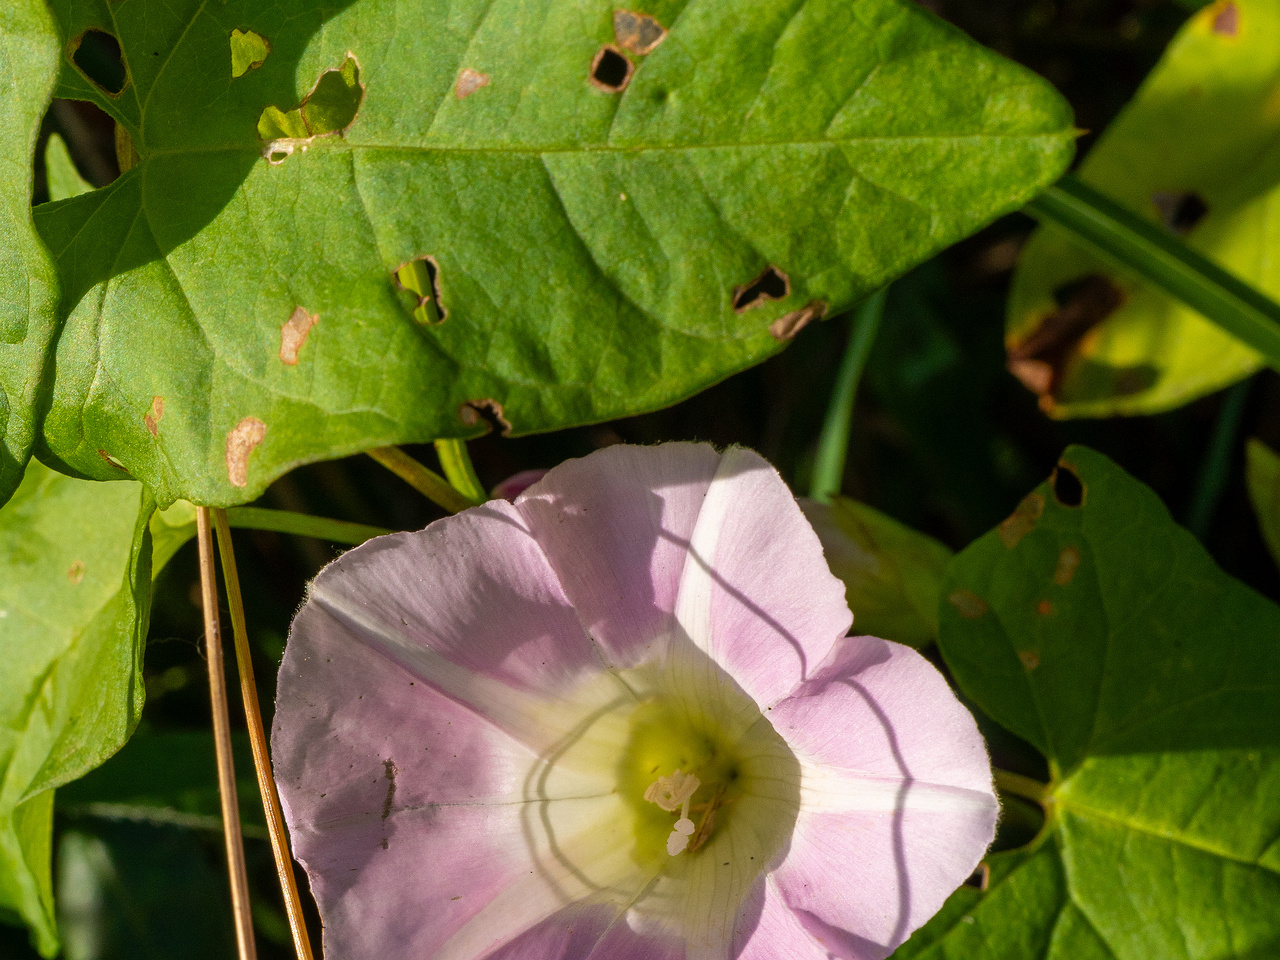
[31,0,1074,506]
[1007,0,1280,418]
[905,446,1280,959]
[802,495,952,647]
[0,462,154,956]
[0,2,60,506]
[1246,437,1280,571]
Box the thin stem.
[993,769,1051,806]
[809,289,888,502]
[226,506,390,544]
[195,508,258,960]
[367,446,478,514]
[1187,377,1253,540]
[1026,176,1280,371]
[434,439,487,504]
[213,511,316,960]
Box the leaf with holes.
[1246,437,1280,573]
[0,460,155,956]
[1007,0,1280,419]
[30,0,1074,506]
[899,445,1280,959]
[0,2,61,508]
[801,496,953,648]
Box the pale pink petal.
[766,636,998,957]
[516,442,722,667]
[493,468,550,501]
[733,877,831,960]
[487,908,684,960]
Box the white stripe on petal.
[798,759,1000,818]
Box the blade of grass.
[434,439,487,504]
[213,510,316,960]
[226,506,389,544]
[809,289,888,502]
[195,508,258,960]
[1026,175,1280,370]
[367,446,479,514]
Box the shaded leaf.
[0,2,61,506]
[802,496,952,647]
[33,0,1073,506]
[1007,0,1279,417]
[1246,437,1280,572]
[0,462,154,956]
[42,134,92,203]
[906,446,1280,959]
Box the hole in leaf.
[459,399,512,436]
[614,10,667,55]
[733,266,790,312]
[1151,191,1208,235]
[230,28,271,78]
[770,300,826,340]
[45,99,121,190]
[590,45,633,92]
[71,30,128,96]
[257,54,364,156]
[394,256,446,325]
[1052,463,1085,507]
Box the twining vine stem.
[213,510,317,960]
[195,507,258,960]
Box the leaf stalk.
[367,446,479,514]
[434,439,487,504]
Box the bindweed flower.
[272,443,998,960]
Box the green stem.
[225,507,390,545]
[1026,176,1280,371]
[994,769,1051,806]
[1187,377,1253,540]
[434,439,487,504]
[367,446,478,514]
[809,289,888,502]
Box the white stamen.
[644,769,702,857]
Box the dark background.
[9,0,1278,957]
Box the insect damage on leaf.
[70,29,128,97]
[590,45,634,92]
[226,417,267,487]
[733,266,791,313]
[1054,546,1081,586]
[999,493,1045,549]
[459,399,512,436]
[143,396,164,437]
[280,307,318,364]
[258,54,363,163]
[230,28,271,78]
[67,560,85,584]
[1017,650,1040,670]
[455,68,490,99]
[948,589,988,619]
[1151,191,1208,235]
[1007,274,1125,407]
[393,257,446,325]
[1210,1,1240,37]
[97,449,128,472]
[1052,462,1085,507]
[770,301,827,341]
[614,10,667,55]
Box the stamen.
[645,769,702,857]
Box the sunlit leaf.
[900,446,1280,959]
[32,0,1073,506]
[1007,0,1280,418]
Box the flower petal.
[766,636,998,957]
[733,877,831,960]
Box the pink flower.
[272,444,997,960]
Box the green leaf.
[0,461,154,956]
[1246,437,1280,572]
[802,496,952,647]
[42,135,92,204]
[32,0,1074,507]
[1008,0,1280,418]
[911,446,1280,959]
[0,2,61,506]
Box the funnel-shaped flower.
[272,444,997,960]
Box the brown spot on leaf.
[1052,462,1085,507]
[68,561,85,584]
[948,589,988,619]
[455,68,490,99]
[225,417,266,488]
[1152,191,1209,235]
[1212,1,1239,36]
[280,306,318,365]
[1054,547,1081,586]
[590,44,634,92]
[459,399,512,436]
[143,396,164,438]
[1036,599,1053,616]
[613,10,668,55]
[97,450,128,472]
[999,493,1044,549]
[733,266,790,313]
[770,300,826,340]
[1008,275,1125,407]
[1018,650,1040,671]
